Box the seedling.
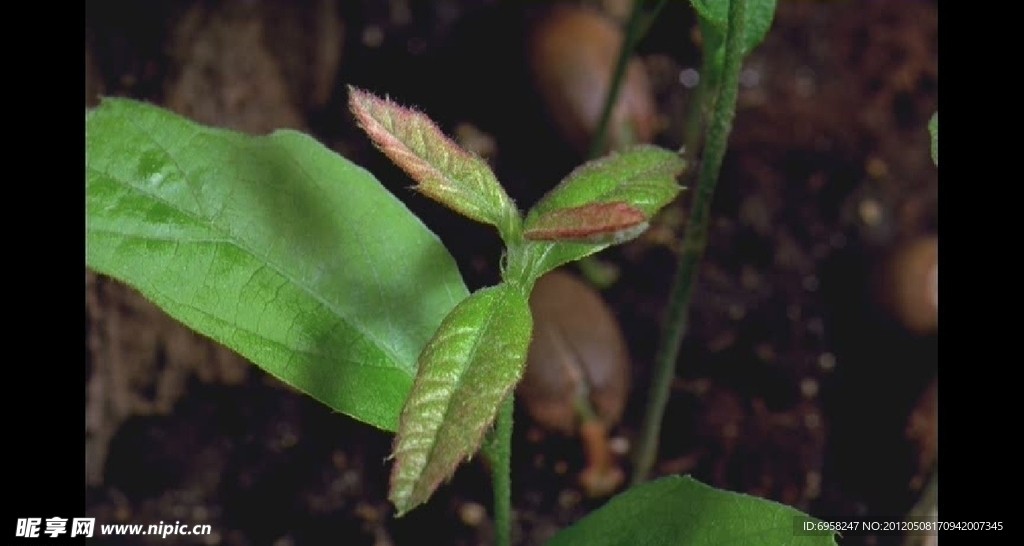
[347,86,683,517]
[87,86,688,539]
[86,1,841,542]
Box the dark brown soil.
[85,1,938,544]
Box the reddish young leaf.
[348,86,519,238]
[527,145,684,221]
[524,201,648,243]
[517,146,686,279]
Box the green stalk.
[492,395,514,546]
[633,0,748,485]
[588,0,669,158]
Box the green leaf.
[349,86,521,241]
[546,475,839,546]
[519,146,684,279]
[86,98,469,432]
[390,283,532,516]
[692,0,777,57]
[928,111,938,166]
[692,0,777,76]
[528,146,684,220]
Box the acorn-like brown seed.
[528,5,659,155]
[878,235,938,334]
[518,270,630,435]
[518,269,631,497]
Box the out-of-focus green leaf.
[389,283,532,516]
[692,0,777,57]
[692,0,777,78]
[86,98,468,432]
[546,475,839,546]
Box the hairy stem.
[493,395,514,546]
[633,0,748,485]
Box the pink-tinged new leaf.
[527,145,685,221]
[348,86,518,236]
[518,146,686,279]
[524,202,648,243]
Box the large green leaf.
[389,283,532,515]
[547,476,839,546]
[519,146,684,280]
[86,98,469,431]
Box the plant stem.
[588,0,669,158]
[493,395,514,546]
[633,0,748,485]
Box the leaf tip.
[346,84,368,111]
[347,85,382,133]
[388,489,415,518]
[387,458,445,518]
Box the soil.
[85,1,938,544]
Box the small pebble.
[458,502,487,527]
[679,68,700,88]
[558,489,582,509]
[818,352,837,371]
[800,378,819,399]
[362,26,384,48]
[608,435,630,456]
[858,198,884,227]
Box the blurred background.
[85,1,937,544]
